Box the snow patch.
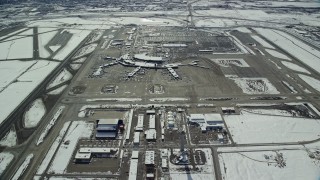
[24,98,46,128]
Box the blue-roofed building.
[95,119,119,139]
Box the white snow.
[38,28,58,58]
[282,81,298,94]
[251,35,275,49]
[212,59,250,67]
[36,106,65,146]
[255,28,320,73]
[219,150,320,180]
[229,77,280,94]
[72,43,97,59]
[24,98,46,128]
[49,45,61,52]
[224,110,320,144]
[48,121,93,174]
[0,127,17,147]
[53,29,91,61]
[36,121,70,175]
[0,60,36,90]
[11,154,34,180]
[70,64,82,71]
[281,61,310,74]
[0,36,33,60]
[73,57,87,63]
[47,85,68,95]
[0,28,28,41]
[0,152,14,176]
[235,27,252,33]
[298,74,320,93]
[46,69,72,89]
[265,49,292,61]
[149,98,189,102]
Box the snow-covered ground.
[72,43,97,59]
[0,127,17,147]
[47,85,68,95]
[235,27,251,34]
[281,61,310,74]
[36,106,65,146]
[73,57,87,63]
[219,150,320,180]
[0,152,14,176]
[38,28,58,58]
[255,28,320,73]
[265,49,292,61]
[11,154,34,180]
[298,74,320,93]
[70,64,82,70]
[0,60,59,126]
[0,36,33,60]
[46,68,72,89]
[36,121,70,175]
[224,110,320,144]
[212,59,249,67]
[53,29,91,61]
[24,98,46,128]
[229,77,280,94]
[149,97,189,102]
[251,35,275,49]
[48,121,93,174]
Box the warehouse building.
[188,113,224,132]
[75,148,118,163]
[95,119,121,139]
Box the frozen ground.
[250,35,275,49]
[219,150,320,180]
[48,121,93,174]
[0,152,14,176]
[70,64,82,71]
[11,154,34,180]
[235,27,252,34]
[212,59,249,67]
[0,60,59,126]
[24,98,46,128]
[0,127,17,147]
[229,77,279,94]
[224,110,320,144]
[72,43,97,59]
[47,85,68,95]
[281,61,310,74]
[255,28,320,73]
[36,122,70,175]
[36,106,65,146]
[298,74,320,93]
[53,29,91,61]
[0,36,33,60]
[265,49,292,61]
[46,68,72,89]
[38,28,58,58]
[73,57,87,63]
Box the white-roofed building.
[135,114,144,131]
[145,129,157,141]
[75,148,118,163]
[134,132,140,145]
[134,53,164,62]
[149,115,156,129]
[145,151,155,165]
[188,113,224,131]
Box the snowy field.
[0,36,33,60]
[298,74,320,93]
[255,28,320,73]
[265,49,292,61]
[38,28,58,58]
[0,152,14,176]
[212,59,249,67]
[281,61,310,74]
[24,98,46,128]
[149,97,189,102]
[0,60,59,126]
[72,43,97,59]
[48,121,93,174]
[219,150,320,180]
[224,110,320,144]
[53,29,91,61]
[229,77,279,94]
[70,64,82,71]
[11,154,34,180]
[47,85,68,95]
[46,68,72,89]
[0,127,17,147]
[250,35,275,49]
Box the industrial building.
[145,151,155,179]
[188,113,224,132]
[133,53,164,62]
[74,148,118,163]
[95,119,124,139]
[128,151,139,180]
